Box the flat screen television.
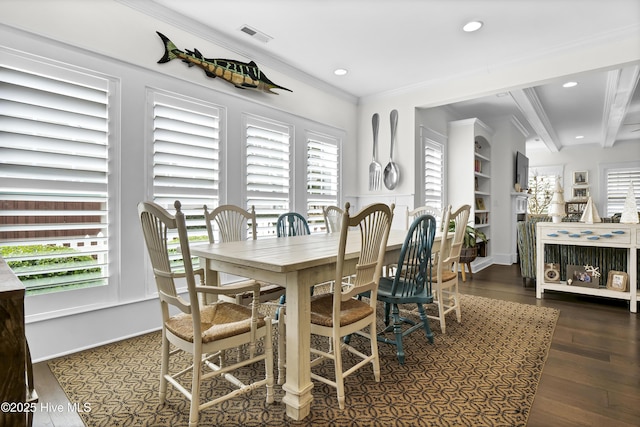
[515,151,529,190]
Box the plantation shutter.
[152,92,220,210]
[424,138,444,211]
[606,169,640,216]
[0,59,110,293]
[306,132,339,232]
[245,116,291,238]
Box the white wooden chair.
[139,201,274,427]
[281,202,394,409]
[406,205,442,231]
[204,204,285,305]
[322,205,344,234]
[428,204,471,333]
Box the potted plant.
[449,221,488,263]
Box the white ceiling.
[126,0,640,151]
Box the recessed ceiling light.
[334,68,348,76]
[575,135,584,139]
[563,81,578,88]
[463,21,483,32]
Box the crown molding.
[510,115,529,138]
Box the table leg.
[281,271,314,420]
[199,257,220,305]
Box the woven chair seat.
[430,269,457,283]
[310,293,374,327]
[166,302,266,343]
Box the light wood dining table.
[191,228,447,420]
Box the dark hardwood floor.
[32,264,639,427]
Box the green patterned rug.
[48,295,559,426]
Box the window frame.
[419,126,446,211]
[242,113,293,238]
[527,165,564,215]
[306,130,340,233]
[0,47,121,320]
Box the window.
[244,115,291,238]
[150,90,222,269]
[424,139,444,211]
[528,166,563,215]
[151,90,220,212]
[0,52,112,295]
[420,127,445,211]
[602,163,640,217]
[306,131,339,232]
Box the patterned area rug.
[48,295,559,427]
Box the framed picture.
[475,197,486,211]
[543,263,560,282]
[573,171,588,185]
[566,264,599,288]
[566,201,586,214]
[572,186,589,199]
[606,270,628,292]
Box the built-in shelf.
[448,118,493,271]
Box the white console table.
[536,222,638,313]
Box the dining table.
[191,228,447,420]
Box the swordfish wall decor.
[156,32,292,95]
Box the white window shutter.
[424,139,444,211]
[307,132,339,232]
[245,115,291,238]
[0,60,110,294]
[152,92,220,211]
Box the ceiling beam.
[601,65,640,148]
[510,88,561,152]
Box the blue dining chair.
[275,212,311,318]
[276,212,311,237]
[376,214,437,364]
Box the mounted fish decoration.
[156,31,292,95]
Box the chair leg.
[370,320,381,383]
[333,335,346,410]
[437,288,446,334]
[391,304,406,365]
[416,304,434,344]
[384,301,391,326]
[264,319,275,404]
[277,315,286,385]
[159,332,170,404]
[189,352,202,427]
